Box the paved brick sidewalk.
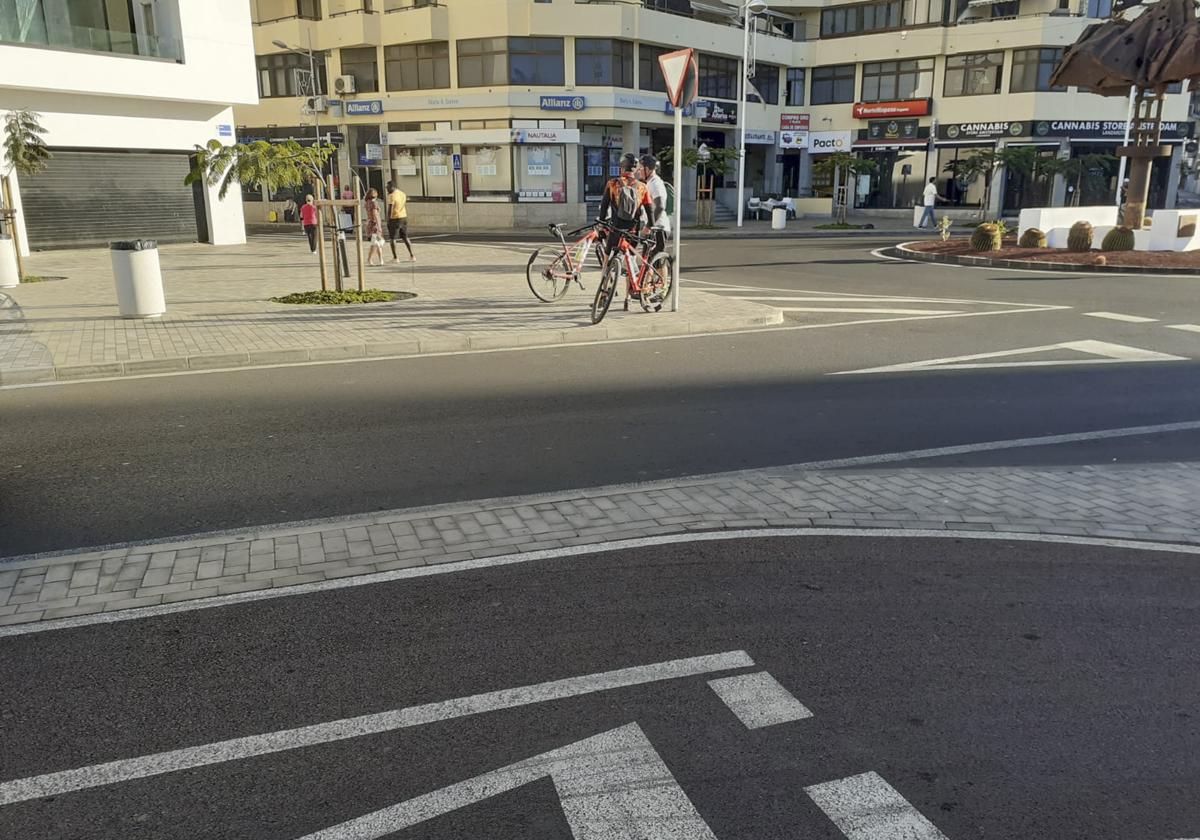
[2,460,1197,628]
[0,235,779,385]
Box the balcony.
[0,22,182,62]
[576,0,803,40]
[252,0,322,24]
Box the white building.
[0,0,258,252]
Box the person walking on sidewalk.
[364,188,385,266]
[918,177,943,229]
[386,180,415,263]
[299,194,319,253]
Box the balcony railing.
[0,23,182,61]
[575,0,799,40]
[385,0,442,10]
[251,0,321,24]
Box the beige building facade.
[239,0,1191,228]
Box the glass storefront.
[462,145,513,202]
[515,145,566,203]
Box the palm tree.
[1,109,52,282]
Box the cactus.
[1018,227,1047,248]
[1101,225,1135,251]
[1067,221,1093,252]
[970,223,1002,252]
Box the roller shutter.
[20,150,201,249]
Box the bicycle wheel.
[526,247,573,302]
[590,259,620,325]
[646,253,674,312]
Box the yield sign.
[659,47,698,108]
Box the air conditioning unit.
[304,96,328,114]
[333,75,357,95]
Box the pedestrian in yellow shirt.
[386,181,415,262]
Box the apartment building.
[241,0,1190,228]
[0,0,257,251]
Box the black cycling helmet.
[640,154,659,172]
[620,152,639,171]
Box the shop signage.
[696,100,737,125]
[511,128,581,144]
[778,131,808,150]
[217,124,233,137]
[852,99,931,119]
[744,130,776,145]
[867,118,919,141]
[540,95,586,111]
[938,121,1028,141]
[808,130,853,152]
[1032,119,1194,140]
[780,114,810,132]
[663,100,697,117]
[344,100,384,116]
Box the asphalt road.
[4,235,1200,557]
[1,535,1198,839]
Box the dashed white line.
[1167,324,1200,334]
[707,671,813,729]
[0,650,754,806]
[806,771,951,840]
[1084,311,1159,323]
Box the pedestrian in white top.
[918,177,942,229]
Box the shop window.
[860,58,933,102]
[639,44,670,92]
[1010,48,1066,93]
[748,65,780,105]
[256,51,328,98]
[810,63,855,105]
[463,145,514,202]
[384,41,450,91]
[576,38,634,88]
[943,52,1003,97]
[699,54,738,100]
[340,47,379,93]
[388,146,455,202]
[516,145,567,203]
[786,68,805,106]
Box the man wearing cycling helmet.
[638,154,670,264]
[597,152,659,256]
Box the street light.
[272,35,322,148]
[736,0,769,228]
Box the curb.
[885,242,1200,276]
[0,309,784,387]
[248,224,923,242]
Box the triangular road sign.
[659,48,698,108]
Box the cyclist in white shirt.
[639,154,670,260]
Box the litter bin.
[110,239,165,318]
[0,234,18,289]
[771,207,787,231]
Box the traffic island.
[888,238,1200,275]
[270,290,417,305]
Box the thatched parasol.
[1049,0,1200,228]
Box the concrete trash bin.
[771,207,787,230]
[110,239,166,318]
[0,234,18,289]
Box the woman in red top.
[299,195,319,253]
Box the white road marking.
[1084,311,1159,323]
[707,671,813,729]
[834,339,1186,375]
[685,277,1051,308]
[806,771,950,840]
[1167,324,1200,333]
[774,307,963,316]
[297,723,717,840]
[0,651,753,806]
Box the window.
[1086,0,1113,16]
[820,0,902,37]
[810,63,855,105]
[860,58,933,102]
[340,47,379,93]
[384,41,450,91]
[749,65,780,105]
[508,37,565,85]
[786,67,805,106]
[699,53,738,99]
[389,145,455,201]
[1010,47,1065,92]
[459,119,511,129]
[575,38,634,87]
[256,52,328,98]
[639,44,670,92]
[463,145,513,202]
[457,37,564,87]
[516,145,567,203]
[943,51,1003,96]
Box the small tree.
[812,152,878,222]
[947,151,999,218]
[1043,153,1117,206]
[1,109,52,281]
[185,138,335,200]
[659,145,741,226]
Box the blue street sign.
[452,153,462,172]
[217,124,233,137]
[540,95,586,111]
[344,100,384,116]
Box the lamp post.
[736,0,768,228]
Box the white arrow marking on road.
[1084,311,1159,323]
[0,651,753,807]
[833,340,1186,375]
[708,671,813,729]
[1167,324,1200,333]
[806,771,951,840]
[296,723,717,840]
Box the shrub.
[1100,226,1135,251]
[970,223,1002,252]
[1067,221,1093,252]
[1018,228,1047,248]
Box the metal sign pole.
[671,106,682,313]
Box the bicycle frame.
[549,223,603,280]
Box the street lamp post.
[736,0,768,228]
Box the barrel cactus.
[1067,221,1093,252]
[1101,225,1135,251]
[970,223,1002,252]
[1018,227,1047,248]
